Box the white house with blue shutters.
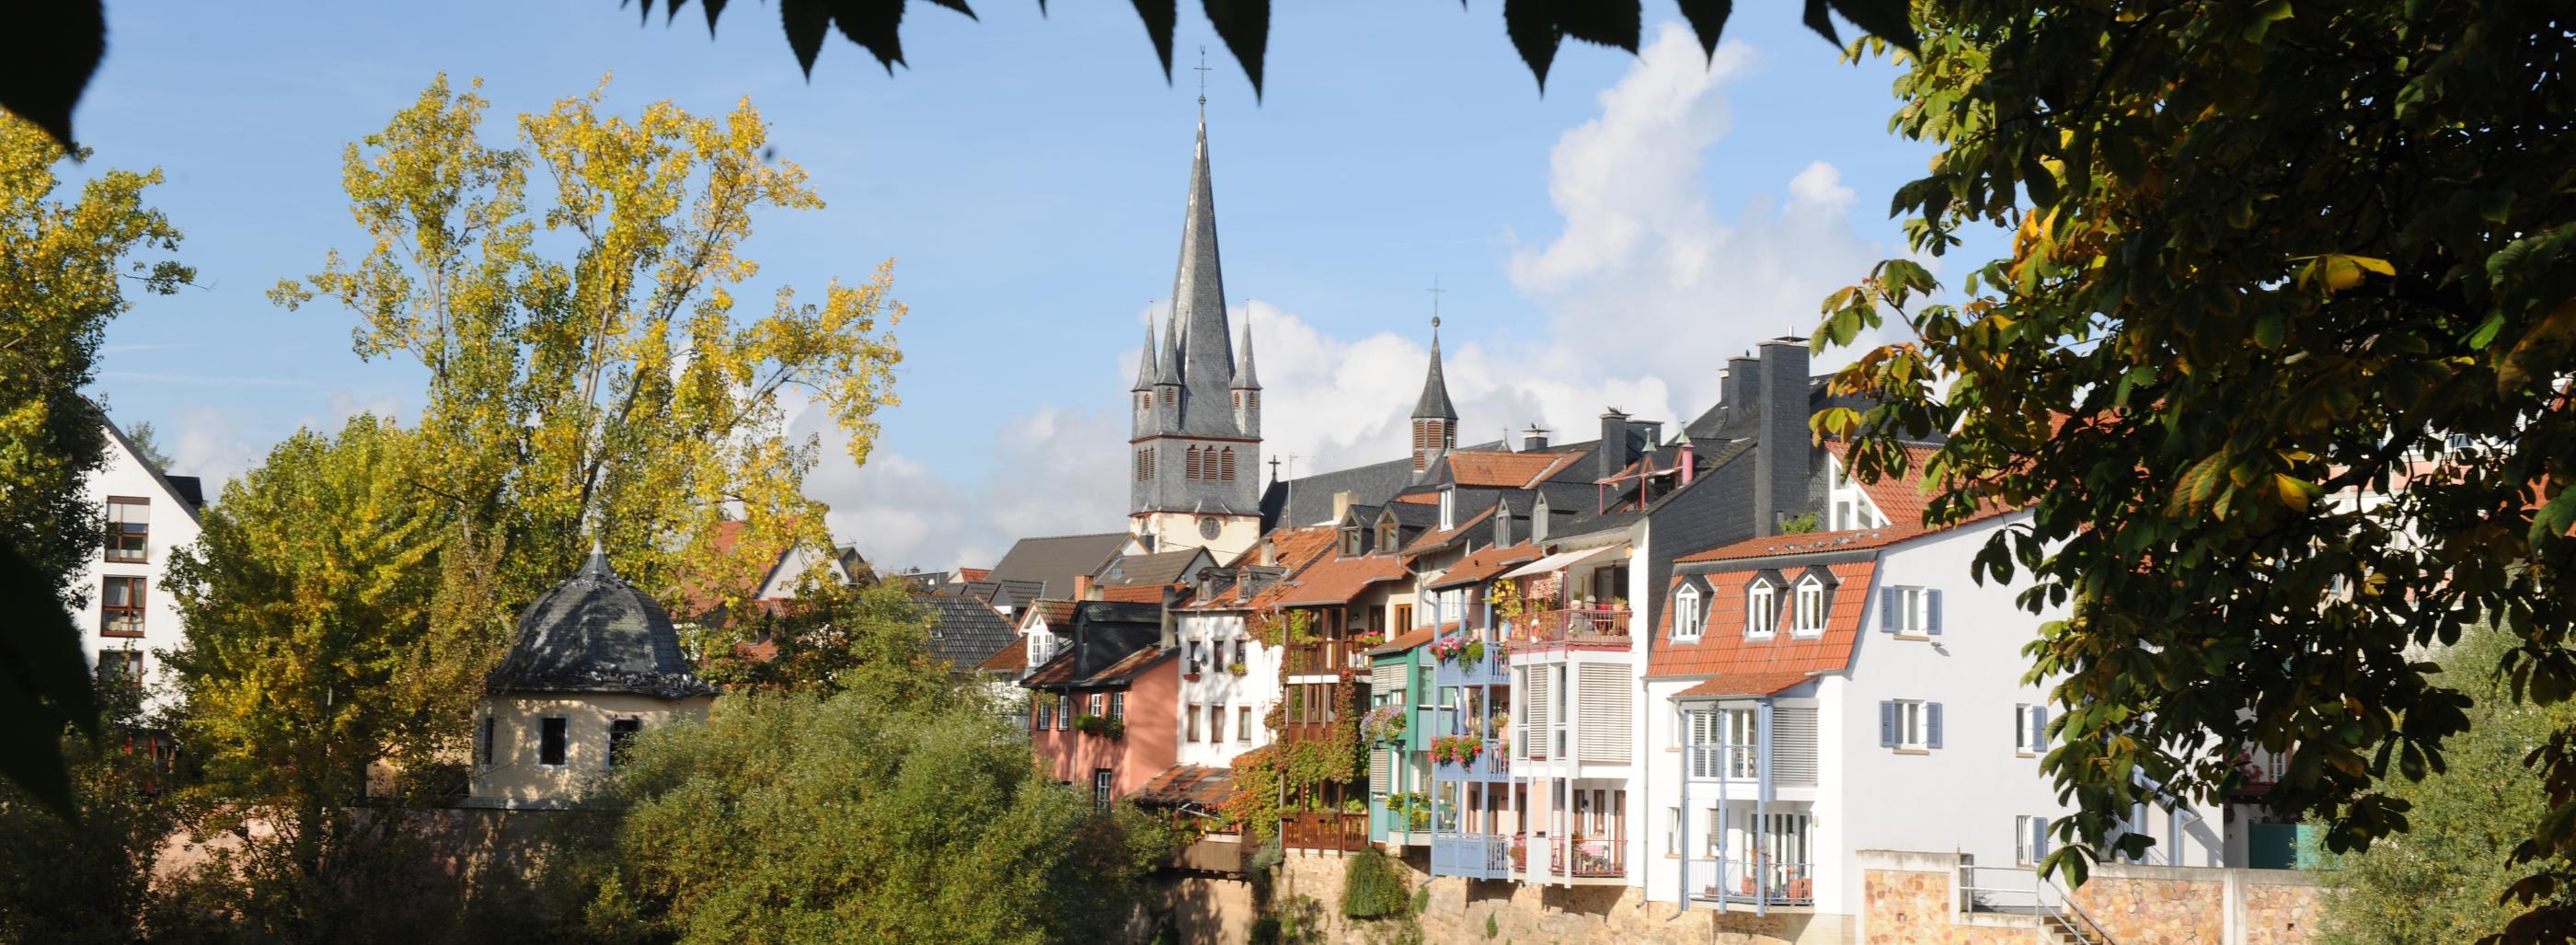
[1638,509,2227,937]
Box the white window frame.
[2016,814,2052,866]
[1889,586,1927,637]
[2015,703,2047,755]
[1673,585,1703,640]
[1665,807,1680,857]
[1722,708,1757,778]
[1893,699,1929,750]
[1791,575,1826,638]
[1746,581,1777,640]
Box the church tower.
[1410,317,1458,472]
[1129,105,1262,559]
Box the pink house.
[1021,600,1180,803]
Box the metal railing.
[1685,744,1761,780]
[1690,859,1814,905]
[1547,836,1627,878]
[1959,865,2116,943]
[1507,607,1631,647]
[1432,738,1511,780]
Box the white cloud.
[170,408,262,489]
[805,22,1908,570]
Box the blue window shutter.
[1879,700,1896,747]
[1880,588,1898,633]
[1927,702,1944,749]
[1926,589,1944,635]
[2034,816,2051,858]
[2034,705,2048,746]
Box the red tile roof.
[1825,442,1943,529]
[1020,599,1076,628]
[1673,672,1815,699]
[1674,527,1924,564]
[1426,543,1544,589]
[1647,560,1878,680]
[1366,623,1451,656]
[975,640,1029,674]
[1133,765,1236,806]
[1271,553,1410,607]
[1190,526,1340,610]
[1394,492,1440,505]
[957,567,993,583]
[1099,582,1179,605]
[1447,450,1584,489]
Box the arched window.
[1747,580,1777,639]
[1673,586,1703,640]
[1793,575,1827,636]
[1378,520,1397,550]
[1220,448,1236,481]
[1135,450,1150,482]
[1163,387,1175,404]
[1185,446,1202,479]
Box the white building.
[75,420,206,716]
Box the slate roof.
[490,549,717,699]
[1415,329,1458,421]
[1020,601,1167,688]
[914,594,1018,672]
[1104,548,1208,587]
[1259,442,1503,530]
[989,532,1131,599]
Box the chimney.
[1676,431,1697,486]
[1160,584,1181,650]
[1723,353,1762,426]
[1755,336,1813,536]
[1074,574,1097,601]
[1523,424,1551,451]
[1598,409,1632,482]
[1332,490,1355,524]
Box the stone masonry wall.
[1255,848,1852,945]
[1860,863,2027,945]
[1856,850,2323,945]
[2073,874,2226,944]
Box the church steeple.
[1411,317,1458,472]
[1133,319,1159,392]
[1169,113,1235,398]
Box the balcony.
[1431,738,1511,782]
[1547,836,1628,880]
[1282,811,1369,852]
[1688,859,1813,907]
[1507,607,1631,650]
[1170,834,1246,875]
[1280,720,1334,743]
[1431,833,1513,880]
[1433,645,1510,687]
[1284,639,1371,676]
[1686,745,1760,781]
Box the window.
[1378,521,1397,550]
[1186,704,1202,742]
[1393,604,1412,630]
[2015,703,2049,755]
[1110,692,1126,718]
[1343,530,1363,557]
[1665,807,1680,856]
[1791,576,1826,637]
[1035,698,1053,731]
[1237,707,1253,742]
[477,716,495,766]
[609,718,641,766]
[1094,769,1115,812]
[1221,447,1236,481]
[106,497,148,562]
[1746,581,1777,639]
[1135,450,1151,481]
[100,575,145,637]
[97,650,143,688]
[1056,694,1072,730]
[538,717,569,766]
[1879,586,1942,637]
[2016,815,2053,866]
[1209,705,1226,743]
[1186,446,1202,479]
[1880,699,1941,750]
[1088,693,1105,717]
[1162,387,1175,404]
[1721,709,1757,777]
[1673,586,1703,640]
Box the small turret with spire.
[1411,314,1459,473]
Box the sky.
[73,1,2002,572]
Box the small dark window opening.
[539,717,569,766]
[477,716,495,766]
[609,718,642,766]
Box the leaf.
[0,0,106,149]
[1675,0,1733,59]
[2271,473,2319,511]
[781,0,832,75]
[2532,483,2576,547]
[704,0,729,34]
[829,0,908,73]
[1129,0,1179,78]
[1801,0,1841,47]
[2500,297,2576,394]
[1828,0,1919,53]
[1501,0,1562,92]
[0,546,98,821]
[1202,0,1271,98]
[921,0,976,19]
[1555,2,1639,52]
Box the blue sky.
[74,1,2000,570]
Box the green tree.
[0,109,190,814]
[2318,626,2576,945]
[555,688,1174,944]
[1811,0,2576,931]
[122,420,177,471]
[692,578,943,699]
[0,677,182,944]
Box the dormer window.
[1793,574,1827,637]
[1673,585,1703,640]
[1343,529,1363,557]
[1440,490,1455,530]
[1746,580,1777,639]
[1377,516,1398,552]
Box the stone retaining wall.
[1856,850,2322,945]
[1249,847,1849,944]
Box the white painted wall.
[1174,609,1277,768]
[74,423,202,718]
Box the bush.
[1340,847,1410,918]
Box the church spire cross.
[1194,45,1212,109]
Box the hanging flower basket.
[1430,734,1484,766]
[1429,637,1466,663]
[1363,705,1408,745]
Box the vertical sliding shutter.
[1880,588,1899,633]
[1371,746,1392,787]
[1373,662,1407,692]
[1927,702,1944,749]
[1927,589,1944,635]
[1576,663,1632,764]
[1688,709,1715,778]
[1771,707,1819,783]
[1879,700,1896,747]
[1526,669,1549,755]
[2033,704,2048,746]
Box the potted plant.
[1363,705,1408,745]
[1352,629,1387,648]
[1428,636,1465,663]
[1226,660,1248,676]
[1462,640,1487,666]
[1184,663,1202,682]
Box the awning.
[1499,542,1628,580]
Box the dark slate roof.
[914,594,1018,673]
[489,549,717,699]
[989,532,1131,599]
[1103,548,1208,587]
[1414,328,1458,421]
[1021,600,1169,688]
[165,476,205,511]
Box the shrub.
[1340,847,1410,918]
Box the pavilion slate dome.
[488,547,717,700]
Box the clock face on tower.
[1198,516,1222,540]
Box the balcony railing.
[1282,811,1369,852]
[1433,646,1510,686]
[1690,859,1813,906]
[1431,833,1514,879]
[1279,720,1334,743]
[1686,744,1761,780]
[1285,639,1371,675]
[1546,836,1627,879]
[1507,607,1631,648]
[1431,739,1511,781]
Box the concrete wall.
[471,692,712,807]
[1855,850,2320,945]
